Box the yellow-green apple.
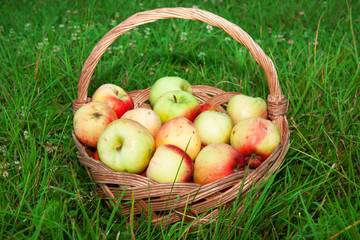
[200,103,216,112]
[230,117,280,168]
[193,111,233,146]
[155,117,201,160]
[73,101,117,147]
[149,76,193,107]
[121,108,162,138]
[97,118,155,173]
[92,83,134,118]
[153,90,201,123]
[146,144,193,183]
[227,94,268,125]
[193,143,245,184]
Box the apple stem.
[116,143,122,151]
[173,94,177,103]
[93,112,102,118]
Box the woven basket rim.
[72,7,290,226]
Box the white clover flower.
[144,27,150,35]
[139,53,144,57]
[180,32,187,41]
[23,130,29,140]
[198,52,206,58]
[206,24,213,33]
[14,161,20,165]
[115,12,120,18]
[2,171,8,178]
[192,5,198,8]
[53,45,61,53]
[224,37,231,42]
[111,20,117,26]
[59,24,65,28]
[139,3,144,9]
[0,146,6,155]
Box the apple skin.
[93,150,100,161]
[92,83,134,118]
[227,94,268,125]
[149,76,193,107]
[97,118,155,173]
[200,103,216,112]
[155,117,201,160]
[153,90,201,123]
[194,111,233,146]
[74,101,117,147]
[146,144,194,183]
[230,117,280,168]
[193,143,245,184]
[121,108,162,138]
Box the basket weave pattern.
[72,8,290,226]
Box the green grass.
[1,0,359,239]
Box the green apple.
[97,118,155,173]
[227,94,268,125]
[193,111,233,146]
[230,117,280,168]
[146,144,194,183]
[153,90,201,123]
[149,76,193,106]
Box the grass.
[1,0,359,238]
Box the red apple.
[121,108,162,138]
[73,101,117,147]
[153,90,201,123]
[146,144,193,183]
[93,150,100,161]
[230,117,280,168]
[200,103,216,112]
[92,83,134,118]
[155,117,201,160]
[193,143,245,184]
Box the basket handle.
[73,7,287,119]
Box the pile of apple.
[74,76,281,185]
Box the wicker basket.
[72,7,290,226]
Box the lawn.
[0,0,359,239]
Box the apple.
[97,118,155,173]
[230,117,280,168]
[226,94,268,125]
[193,143,245,184]
[121,108,162,138]
[153,90,201,123]
[146,144,194,183]
[200,103,216,112]
[93,150,100,161]
[73,101,117,147]
[155,117,201,160]
[193,111,233,146]
[149,76,193,107]
[92,83,134,118]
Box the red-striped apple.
[121,108,162,138]
[194,111,233,146]
[73,101,117,147]
[153,90,201,123]
[193,143,245,184]
[92,83,134,118]
[230,117,280,168]
[97,118,155,173]
[155,117,201,160]
[146,144,193,183]
[149,76,193,106]
[227,94,268,125]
